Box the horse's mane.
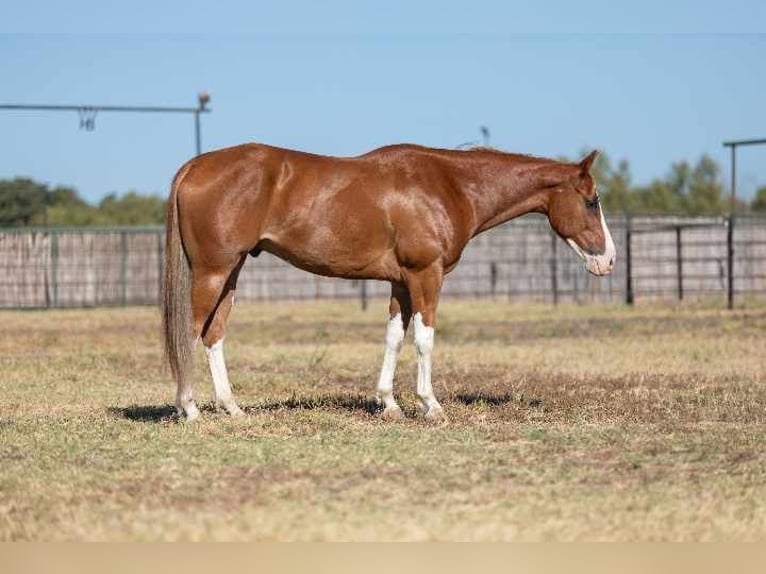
[456,145,560,164]
[365,143,564,167]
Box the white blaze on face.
[566,206,616,276]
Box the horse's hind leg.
[201,257,246,416]
[199,256,247,417]
[177,256,243,420]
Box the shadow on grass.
[108,404,180,422]
[250,394,380,416]
[111,392,541,423]
[109,394,381,422]
[455,392,542,408]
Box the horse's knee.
[412,312,434,356]
[384,313,405,351]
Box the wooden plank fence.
[1,215,765,309]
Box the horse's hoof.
[424,406,448,424]
[215,400,245,418]
[380,406,404,421]
[183,405,201,422]
[227,404,245,418]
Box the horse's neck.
[451,152,560,236]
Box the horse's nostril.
[609,256,615,267]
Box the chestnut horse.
[162,144,615,422]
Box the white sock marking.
[413,312,441,413]
[205,338,241,414]
[376,313,405,411]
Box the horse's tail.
[162,162,194,386]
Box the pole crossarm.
[0,103,210,114]
[723,138,766,147]
[0,92,211,155]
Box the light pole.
[457,126,492,150]
[195,91,210,156]
[480,125,490,147]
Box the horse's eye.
[584,195,600,210]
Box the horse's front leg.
[403,263,447,423]
[376,283,411,420]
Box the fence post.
[676,225,683,301]
[727,215,735,310]
[157,230,164,304]
[360,280,368,311]
[625,215,634,305]
[490,261,498,297]
[120,231,127,306]
[50,230,59,308]
[550,233,558,306]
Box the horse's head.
[545,150,616,276]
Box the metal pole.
[728,145,736,310]
[720,138,766,309]
[0,103,208,113]
[194,109,202,156]
[721,138,766,309]
[727,216,735,310]
[0,93,211,156]
[676,225,683,301]
[730,144,737,214]
[550,233,558,306]
[195,91,209,157]
[480,126,490,147]
[625,216,634,305]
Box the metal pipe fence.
[1,215,765,309]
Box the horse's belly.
[260,229,398,281]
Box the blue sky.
[1,4,765,203]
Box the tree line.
[582,151,766,215]
[1,152,765,227]
[0,178,166,226]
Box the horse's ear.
[579,150,599,174]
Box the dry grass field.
[1,298,765,541]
